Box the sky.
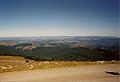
[0,0,119,37]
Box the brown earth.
[0,64,119,82]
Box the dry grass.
[0,56,119,73]
[0,56,25,60]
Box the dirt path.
[0,64,120,82]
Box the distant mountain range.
[0,36,119,51]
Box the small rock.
[8,66,13,69]
[44,62,50,64]
[1,66,7,70]
[29,65,34,70]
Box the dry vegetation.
[0,56,119,73]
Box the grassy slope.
[0,56,25,60]
[0,56,119,73]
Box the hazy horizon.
[0,0,119,37]
[0,35,119,38]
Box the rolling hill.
[0,36,119,61]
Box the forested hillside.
[0,45,119,61]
